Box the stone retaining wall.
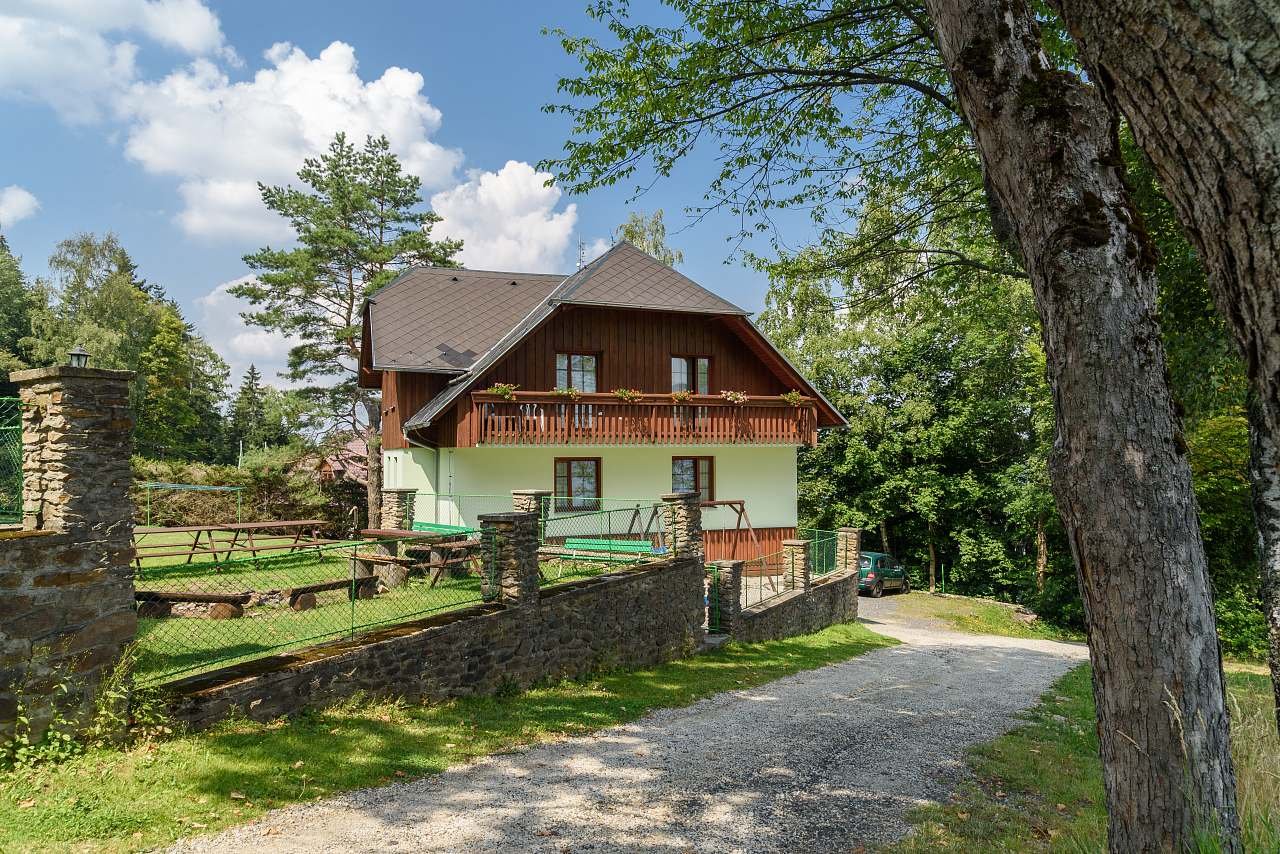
[710,527,862,644]
[730,569,860,644]
[168,555,706,729]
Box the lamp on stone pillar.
[67,345,90,368]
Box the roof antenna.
[576,236,586,270]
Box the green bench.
[411,521,476,535]
[562,537,662,556]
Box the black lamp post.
[67,346,90,368]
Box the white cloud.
[582,237,613,262]
[119,41,464,240]
[0,0,231,122]
[0,186,40,227]
[432,161,578,272]
[195,277,301,388]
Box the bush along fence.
[707,527,862,642]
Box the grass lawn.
[0,621,896,853]
[887,665,1278,852]
[892,591,1087,642]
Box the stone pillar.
[709,560,743,634]
[511,489,551,542]
[2,366,137,736]
[660,491,703,560]
[836,527,862,575]
[782,539,812,594]
[380,488,416,530]
[478,511,540,607]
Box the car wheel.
[900,576,910,594]
[871,580,884,598]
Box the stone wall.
[729,570,861,644]
[711,528,862,644]
[168,555,706,729]
[1,367,137,735]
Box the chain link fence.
[799,527,840,578]
[132,533,499,686]
[0,398,20,525]
[536,497,670,584]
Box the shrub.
[131,446,364,535]
[1215,586,1269,661]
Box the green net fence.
[0,398,20,525]
[537,497,670,584]
[799,527,840,578]
[132,532,498,686]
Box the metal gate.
[0,397,20,524]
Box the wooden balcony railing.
[469,391,818,446]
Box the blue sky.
[0,1,801,387]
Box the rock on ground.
[170,595,1088,853]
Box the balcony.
[469,391,818,447]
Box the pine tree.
[238,133,462,524]
[231,365,267,451]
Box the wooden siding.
[452,305,791,447]
[382,305,811,449]
[704,526,796,563]
[381,371,450,450]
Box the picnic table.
[358,528,484,587]
[133,520,332,568]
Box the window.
[671,456,714,503]
[670,356,710,394]
[554,458,601,511]
[556,353,598,392]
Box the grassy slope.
[0,621,896,853]
[885,594,1278,853]
[893,591,1086,642]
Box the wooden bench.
[135,590,252,604]
[284,575,378,609]
[134,589,252,619]
[133,540,339,567]
[404,538,483,587]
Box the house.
[315,436,368,484]
[358,242,846,560]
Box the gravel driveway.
[171,596,1087,854]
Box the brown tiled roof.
[366,267,564,371]
[367,243,843,431]
[554,242,748,315]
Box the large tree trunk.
[1035,517,1048,592]
[1046,0,1280,437]
[927,519,937,592]
[1047,0,1280,748]
[879,519,892,556]
[1248,393,1280,733]
[923,0,1241,849]
[364,398,382,531]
